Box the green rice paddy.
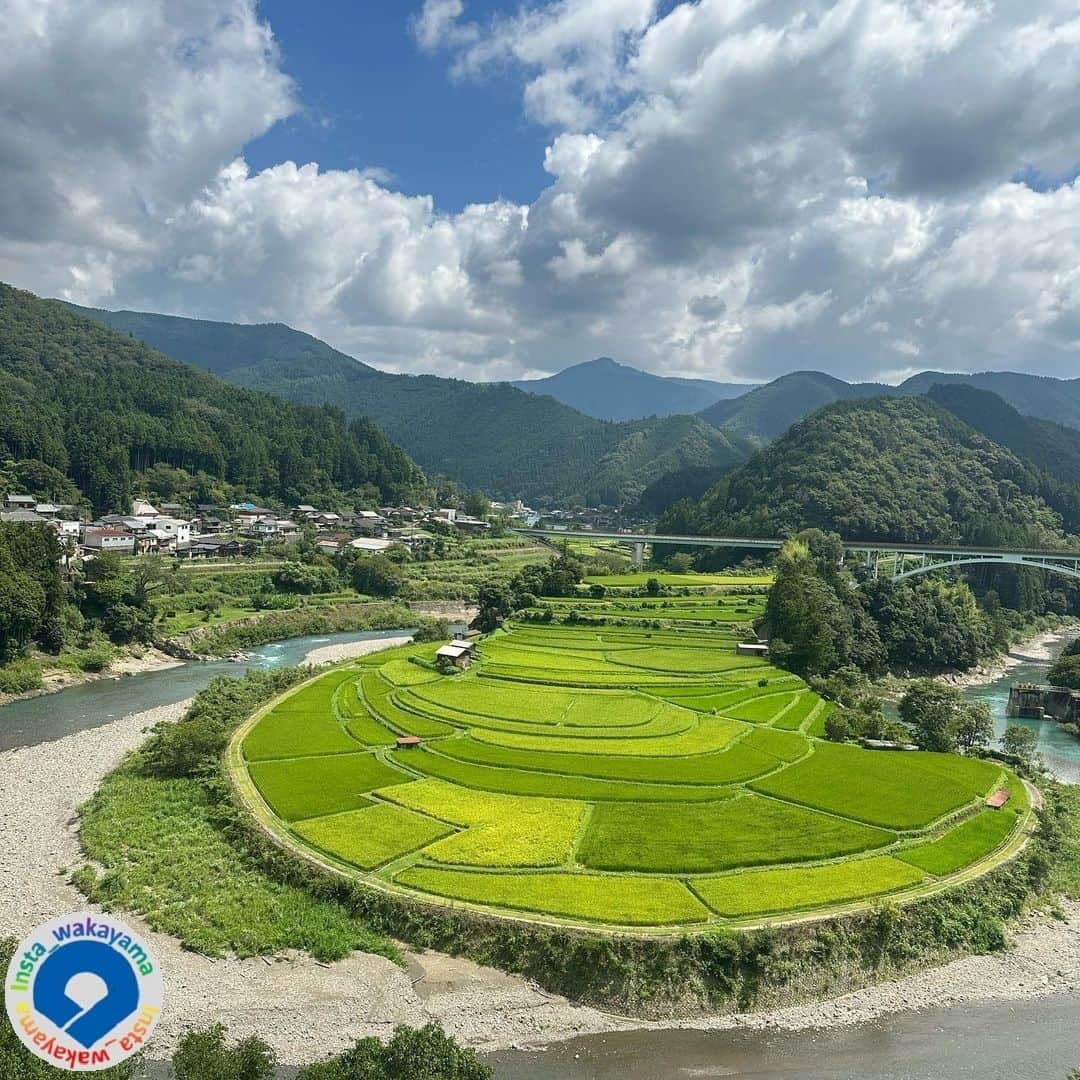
[234,610,1029,931]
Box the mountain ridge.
[1,286,425,512]
[65,303,751,505]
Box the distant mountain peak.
[511,356,748,421]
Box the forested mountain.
[697,371,887,445]
[0,285,425,512]
[662,396,1069,547]
[510,356,746,420]
[67,304,751,504]
[900,371,1080,429]
[927,383,1080,534]
[635,464,737,517]
[699,369,1080,448]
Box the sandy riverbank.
[0,629,1075,1063]
[302,634,415,666]
[939,624,1079,691]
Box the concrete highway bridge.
[514,528,1080,583]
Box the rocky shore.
[1,635,1077,1064]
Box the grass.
[694,857,926,917]
[897,810,1021,876]
[583,572,773,588]
[379,779,587,867]
[241,669,364,760]
[723,691,804,724]
[76,770,398,962]
[578,795,894,873]
[395,866,709,925]
[469,712,740,757]
[360,673,455,737]
[751,742,992,829]
[242,705,361,760]
[292,803,454,870]
[248,753,409,820]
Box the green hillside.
[928,383,1080,533]
[66,304,750,504]
[0,285,425,512]
[664,396,1069,546]
[902,370,1080,429]
[698,371,888,445]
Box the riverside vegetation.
[71,553,1080,1015]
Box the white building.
[82,528,136,553]
[153,517,192,548]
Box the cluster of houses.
[1,491,539,562]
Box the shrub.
[0,656,43,694]
[140,668,310,778]
[172,1023,276,1080]
[298,1024,491,1080]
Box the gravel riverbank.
[940,625,1078,690]
[1,637,1078,1064]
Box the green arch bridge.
[514,528,1080,583]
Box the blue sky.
[246,2,550,211]
[2,0,1078,382]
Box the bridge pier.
[631,542,645,568]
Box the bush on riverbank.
[0,656,42,694]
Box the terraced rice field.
[234,622,1029,932]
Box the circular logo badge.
[5,912,163,1072]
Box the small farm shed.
[436,641,474,669]
[736,642,770,656]
[396,735,422,749]
[986,789,1012,809]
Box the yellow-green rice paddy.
[232,608,1030,931]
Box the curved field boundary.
[227,659,1036,938]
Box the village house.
[3,493,37,510]
[0,508,45,523]
[82,527,136,554]
[352,509,388,535]
[348,536,395,555]
[153,516,192,549]
[190,537,242,558]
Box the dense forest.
[661,396,1069,547]
[764,530,1019,678]
[1,286,425,512]
[69,304,751,505]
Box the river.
[485,993,1080,1078]
[2,632,1077,1079]
[0,628,411,752]
[964,658,1080,784]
